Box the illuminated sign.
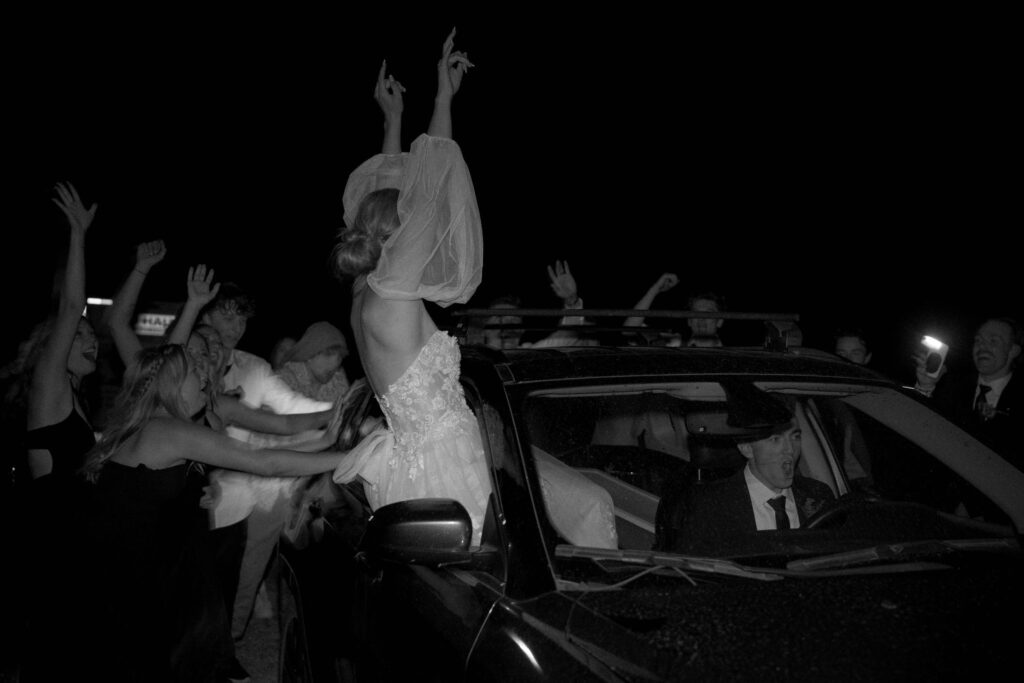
[135,313,177,337]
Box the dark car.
[276,316,1024,683]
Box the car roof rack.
[446,309,802,351]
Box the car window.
[459,382,511,580]
[813,396,1010,526]
[520,381,1015,561]
[522,383,839,553]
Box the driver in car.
[660,410,835,553]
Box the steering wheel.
[804,493,881,530]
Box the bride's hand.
[374,59,406,119]
[436,27,474,101]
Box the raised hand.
[653,273,679,294]
[912,348,947,392]
[52,181,97,233]
[374,59,406,119]
[135,240,167,275]
[436,27,474,101]
[547,260,579,306]
[186,264,221,307]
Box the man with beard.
[657,409,835,554]
[914,316,1022,471]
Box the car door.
[353,557,504,681]
[349,379,507,682]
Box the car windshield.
[520,379,1019,573]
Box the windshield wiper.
[786,538,1019,572]
[555,545,782,583]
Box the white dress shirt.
[744,465,799,530]
[221,349,333,443]
[975,373,1012,409]
[211,348,334,529]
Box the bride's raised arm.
[339,28,482,307]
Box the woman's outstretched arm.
[150,417,349,477]
[216,394,335,435]
[30,183,95,421]
[27,183,96,476]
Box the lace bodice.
[377,331,476,478]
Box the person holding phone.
[913,316,1023,472]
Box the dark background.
[3,10,1019,383]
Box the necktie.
[768,495,790,530]
[975,384,992,418]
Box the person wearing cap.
[657,410,835,554]
[275,321,352,404]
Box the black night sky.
[4,10,1018,382]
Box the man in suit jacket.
[658,418,836,554]
[914,317,1022,472]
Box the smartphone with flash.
[920,335,949,378]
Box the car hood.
[564,557,1022,681]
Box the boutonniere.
[801,497,825,519]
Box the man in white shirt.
[734,421,832,531]
[199,283,334,648]
[685,292,726,348]
[622,277,726,348]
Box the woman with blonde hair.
[81,343,346,682]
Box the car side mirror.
[361,498,474,566]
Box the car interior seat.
[653,435,745,551]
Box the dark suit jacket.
[657,468,835,554]
[931,371,1023,471]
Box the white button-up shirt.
[211,349,335,529]
[976,373,1012,410]
[744,464,799,530]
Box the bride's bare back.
[350,278,439,397]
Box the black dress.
[23,406,96,478]
[16,407,97,682]
[84,461,231,682]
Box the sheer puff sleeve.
[342,134,483,307]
